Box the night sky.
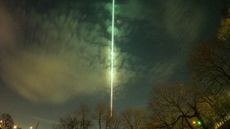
[0,0,225,129]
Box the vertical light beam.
[110,0,115,117]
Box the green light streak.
[110,0,115,117]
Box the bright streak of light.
[110,0,115,117]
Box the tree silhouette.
[148,83,211,129]
[121,108,147,129]
[189,40,230,121]
[0,113,14,129]
[54,104,91,129]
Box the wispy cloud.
[0,0,219,104]
[0,9,135,103]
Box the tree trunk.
[184,118,194,129]
[98,117,102,129]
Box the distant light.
[0,120,2,123]
[13,125,17,129]
[29,126,33,129]
[197,121,202,125]
[192,120,196,125]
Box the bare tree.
[218,7,230,41]
[190,40,230,89]
[148,83,210,129]
[93,102,121,129]
[78,104,91,129]
[121,108,147,129]
[55,115,79,129]
[55,104,91,129]
[94,102,107,129]
[106,112,120,129]
[189,40,230,121]
[0,113,14,129]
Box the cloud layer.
[0,9,135,103]
[0,0,220,104]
